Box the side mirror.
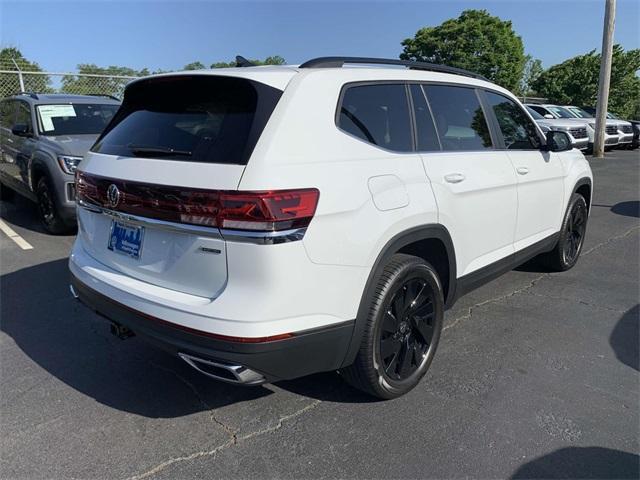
[543,113,554,119]
[545,131,573,152]
[11,123,31,137]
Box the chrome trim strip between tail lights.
[77,199,306,244]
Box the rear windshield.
[37,103,119,136]
[92,75,282,164]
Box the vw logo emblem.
[106,184,121,208]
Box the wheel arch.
[340,224,457,368]
[573,177,592,211]
[29,153,55,192]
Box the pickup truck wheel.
[340,254,444,399]
[543,193,588,271]
[36,176,71,235]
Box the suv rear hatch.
[75,73,286,298]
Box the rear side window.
[337,83,412,152]
[485,92,542,150]
[409,84,440,151]
[92,75,282,164]
[424,85,493,151]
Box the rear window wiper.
[128,145,192,157]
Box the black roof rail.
[298,56,489,82]
[85,93,121,101]
[14,91,39,99]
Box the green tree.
[0,47,52,98]
[183,61,206,70]
[400,9,526,91]
[61,64,149,98]
[519,55,544,97]
[532,45,640,119]
[210,55,286,68]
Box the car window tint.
[0,100,14,128]
[423,85,493,151]
[486,92,542,150]
[410,84,440,151]
[338,83,412,152]
[15,101,32,131]
[93,75,282,164]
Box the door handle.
[444,173,465,184]
[516,167,529,175]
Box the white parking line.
[0,219,33,250]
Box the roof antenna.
[235,55,256,67]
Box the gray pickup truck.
[0,93,120,233]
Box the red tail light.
[76,172,319,232]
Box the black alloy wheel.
[379,278,435,381]
[563,199,587,266]
[340,254,444,399]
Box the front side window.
[423,85,493,151]
[15,101,33,131]
[37,103,119,136]
[486,92,542,150]
[338,83,412,152]
[526,106,544,120]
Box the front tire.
[340,254,444,399]
[36,176,71,235]
[542,193,588,271]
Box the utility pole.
[593,0,616,158]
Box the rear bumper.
[70,274,354,382]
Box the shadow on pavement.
[609,304,639,372]
[511,447,640,479]
[1,259,369,415]
[592,201,640,219]
[1,259,275,417]
[0,195,76,236]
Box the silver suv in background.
[569,106,635,149]
[526,103,620,151]
[0,93,120,233]
[525,106,588,151]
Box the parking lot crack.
[125,399,321,480]
[581,225,639,256]
[525,291,627,313]
[444,273,548,332]
[143,359,238,443]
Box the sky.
[1,0,639,73]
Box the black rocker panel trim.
[454,232,559,300]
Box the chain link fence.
[0,68,139,100]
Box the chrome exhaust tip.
[178,353,266,385]
[69,284,79,299]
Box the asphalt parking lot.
[1,150,638,480]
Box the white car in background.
[525,106,589,151]
[526,104,620,150]
[564,105,634,148]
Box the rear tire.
[541,193,588,272]
[0,183,15,201]
[340,254,444,399]
[36,176,72,235]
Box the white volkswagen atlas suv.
[70,56,593,399]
